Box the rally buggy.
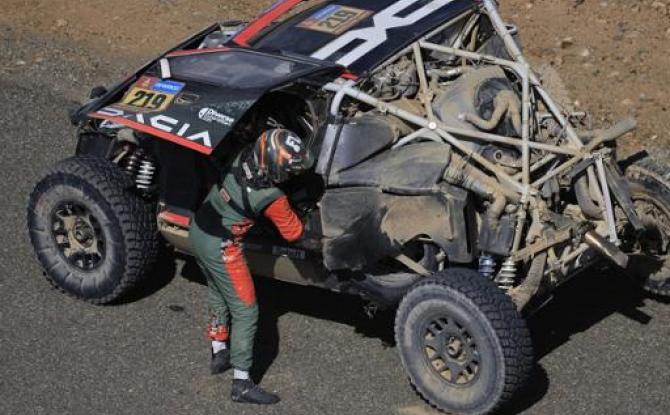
[27,1,670,414]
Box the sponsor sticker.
[298,4,372,35]
[198,107,235,126]
[152,79,185,94]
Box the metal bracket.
[604,160,645,232]
[395,254,431,276]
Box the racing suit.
[189,153,304,371]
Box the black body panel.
[320,184,474,271]
[86,49,341,154]
[331,142,451,190]
[317,115,397,174]
[253,0,475,73]
[317,136,472,270]
[320,188,393,271]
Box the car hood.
[80,48,340,155]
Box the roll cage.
[319,0,637,276]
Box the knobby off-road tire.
[395,268,534,415]
[624,156,670,298]
[27,156,159,304]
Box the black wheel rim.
[422,315,481,387]
[50,201,106,271]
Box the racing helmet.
[254,129,314,184]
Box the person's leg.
[218,240,258,373]
[189,226,232,374]
[216,240,279,405]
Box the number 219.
[127,90,167,110]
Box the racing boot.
[231,379,280,405]
[210,348,232,375]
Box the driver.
[189,129,313,405]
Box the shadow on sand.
[128,252,657,413]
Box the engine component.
[480,144,522,175]
[433,66,522,139]
[369,57,418,100]
[461,89,521,135]
[478,254,496,279]
[583,230,629,269]
[574,170,603,220]
[442,151,518,244]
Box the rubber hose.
[510,251,548,311]
[574,173,603,219]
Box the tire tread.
[27,156,159,304]
[395,268,534,415]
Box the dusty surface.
[1,1,670,415]
[2,0,668,153]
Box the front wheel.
[27,156,159,304]
[395,268,534,415]
[623,157,670,298]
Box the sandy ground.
[1,0,668,155]
[1,2,670,415]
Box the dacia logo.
[96,107,212,148]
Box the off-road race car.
[27,0,670,414]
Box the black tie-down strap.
[193,201,232,238]
[604,159,644,232]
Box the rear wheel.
[27,156,159,304]
[623,157,670,298]
[395,268,533,415]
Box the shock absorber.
[478,254,496,280]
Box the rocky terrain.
[2,0,668,155]
[1,2,669,415]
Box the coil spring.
[136,159,156,190]
[495,258,517,291]
[125,149,156,191]
[478,255,496,280]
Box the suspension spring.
[124,150,142,177]
[136,158,156,190]
[124,149,156,192]
[478,254,496,280]
[495,258,517,291]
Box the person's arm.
[264,195,304,242]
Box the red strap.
[233,0,304,46]
[264,196,304,242]
[207,324,230,341]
